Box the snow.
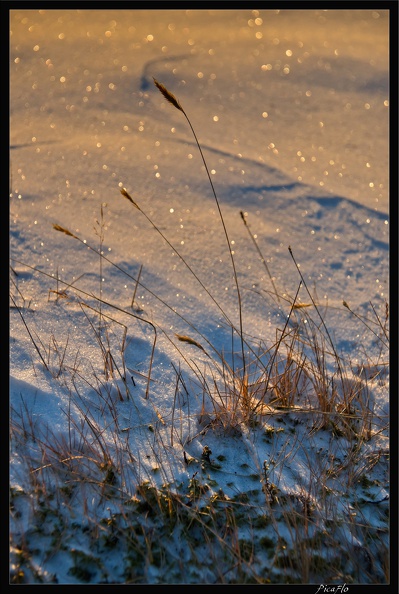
[10,7,390,585]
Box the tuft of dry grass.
[10,80,389,585]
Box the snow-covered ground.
[10,8,390,585]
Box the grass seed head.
[153,78,183,113]
[120,188,139,209]
[52,224,78,239]
[175,333,207,354]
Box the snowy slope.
[10,8,390,585]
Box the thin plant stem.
[120,188,235,330]
[10,294,49,371]
[11,256,157,399]
[240,210,280,303]
[131,264,143,310]
[252,281,302,414]
[288,245,345,387]
[153,78,246,379]
[343,300,389,348]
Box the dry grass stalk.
[343,300,389,348]
[119,187,238,335]
[153,78,246,378]
[240,210,280,304]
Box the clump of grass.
[10,79,389,585]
